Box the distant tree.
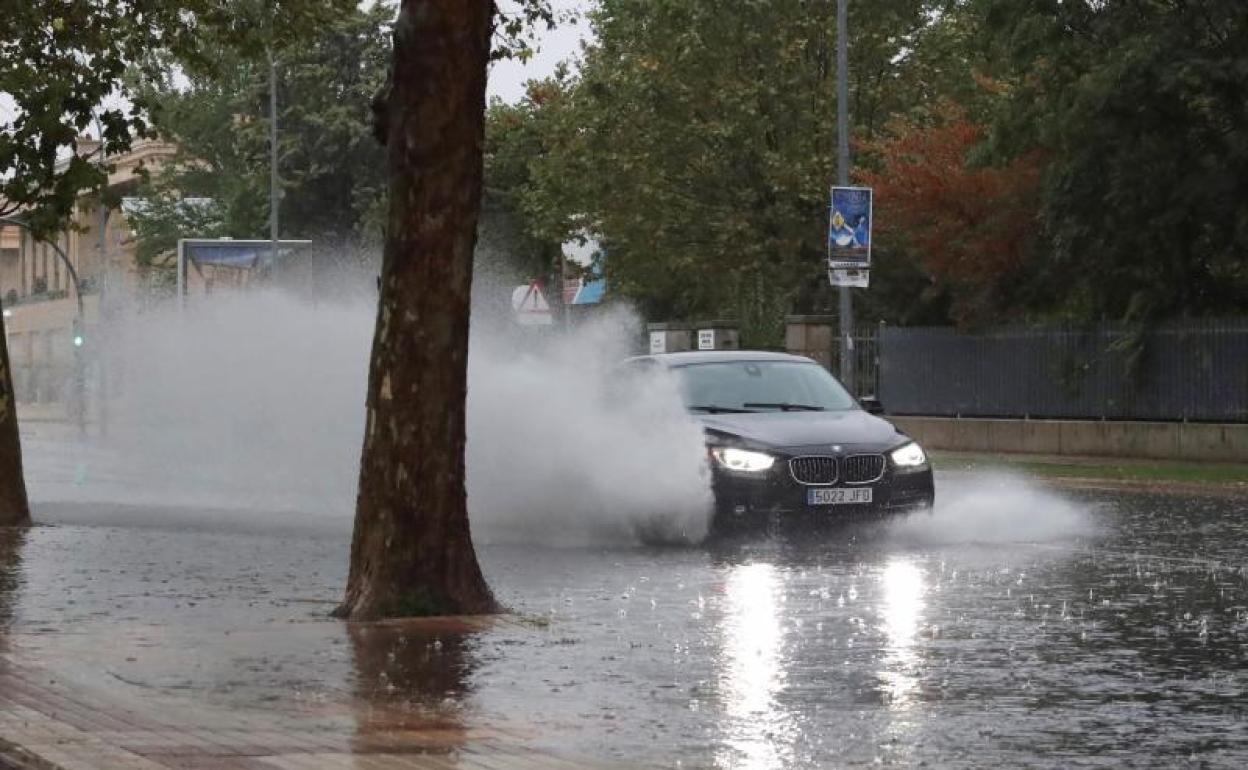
[132,2,394,265]
[502,0,975,344]
[861,103,1043,326]
[978,0,1248,322]
[0,1,347,235]
[126,195,229,270]
[481,80,571,292]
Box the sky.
[2,3,592,132]
[487,0,593,103]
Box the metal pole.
[558,250,570,330]
[97,208,109,438]
[176,239,184,311]
[268,48,279,275]
[836,0,855,394]
[89,209,107,439]
[95,118,108,437]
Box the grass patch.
[931,451,1248,486]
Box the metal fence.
[876,319,1248,422]
[827,325,881,398]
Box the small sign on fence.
[649,331,667,354]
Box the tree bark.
[0,305,31,527]
[337,0,497,619]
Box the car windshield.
[673,360,857,412]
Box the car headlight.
[710,447,776,472]
[890,442,927,467]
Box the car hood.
[696,409,905,452]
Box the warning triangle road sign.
[511,281,553,325]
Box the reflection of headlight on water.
[718,563,794,769]
[880,558,925,709]
[883,559,923,644]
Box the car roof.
[625,350,818,367]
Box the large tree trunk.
[337,0,497,619]
[0,306,31,527]
[0,527,28,648]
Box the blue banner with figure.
[827,186,872,267]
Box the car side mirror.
[859,396,885,415]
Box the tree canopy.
[0,0,351,239]
[491,0,984,343]
[129,2,394,264]
[9,0,1244,332]
[977,0,1248,322]
[860,102,1043,326]
[485,0,1248,334]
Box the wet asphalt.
[1,473,1247,768]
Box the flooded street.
[5,0,1246,766]
[3,466,1246,768]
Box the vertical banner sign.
[828,186,872,287]
[828,186,872,266]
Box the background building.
[0,139,178,415]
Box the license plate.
[807,487,873,505]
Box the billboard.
[179,238,312,268]
[827,186,872,268]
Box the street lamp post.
[268,48,280,275]
[94,117,110,437]
[836,0,855,394]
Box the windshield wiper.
[742,402,826,412]
[687,404,756,414]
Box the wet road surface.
[2,475,1247,768]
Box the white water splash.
[889,471,1096,545]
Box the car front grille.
[843,454,886,484]
[789,456,839,485]
[790,454,886,485]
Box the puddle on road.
[3,482,1248,768]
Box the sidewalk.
[0,622,622,770]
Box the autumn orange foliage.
[861,103,1043,324]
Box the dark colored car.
[625,350,934,531]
